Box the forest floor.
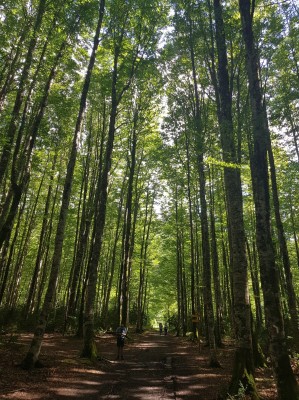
[0,329,294,400]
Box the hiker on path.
[116,325,128,360]
[164,325,168,335]
[159,323,163,335]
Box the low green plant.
[226,382,247,400]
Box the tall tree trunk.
[101,179,126,326]
[213,0,256,395]
[7,163,47,310]
[188,14,219,367]
[197,153,219,367]
[239,1,299,398]
[289,201,299,270]
[246,239,263,329]
[136,187,154,332]
[34,177,60,315]
[181,233,188,336]
[25,152,58,317]
[219,207,233,330]
[267,131,299,343]
[119,107,138,326]
[184,132,197,338]
[209,169,223,346]
[175,190,185,336]
[0,195,26,305]
[21,1,105,369]
[136,190,149,333]
[286,105,299,163]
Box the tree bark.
[246,238,263,330]
[209,169,223,346]
[289,201,299,271]
[267,131,299,343]
[25,152,58,316]
[175,190,187,337]
[101,178,125,326]
[239,1,299,398]
[136,187,154,332]
[188,12,219,367]
[119,107,138,326]
[213,0,256,394]
[184,131,197,338]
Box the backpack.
[116,326,127,337]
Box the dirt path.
[96,331,233,399]
[0,330,278,399]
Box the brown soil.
[0,330,289,399]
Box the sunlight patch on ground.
[117,386,168,399]
[2,393,43,400]
[178,372,222,381]
[137,342,168,349]
[70,367,104,375]
[52,387,99,396]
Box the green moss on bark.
[228,348,260,400]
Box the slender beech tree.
[25,151,58,317]
[101,177,126,326]
[239,1,299,398]
[136,187,155,333]
[209,168,223,347]
[289,199,299,271]
[0,194,27,305]
[119,103,138,327]
[267,125,299,343]
[213,0,257,396]
[175,190,187,336]
[184,130,197,339]
[187,9,219,367]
